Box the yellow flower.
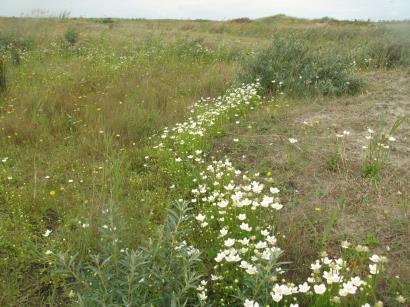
[266,171,272,177]
[315,207,321,212]
[49,191,56,196]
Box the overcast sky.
[1,0,409,20]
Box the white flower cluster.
[154,82,261,152]
[148,82,400,305]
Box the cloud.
[1,0,409,20]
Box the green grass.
[0,16,409,305]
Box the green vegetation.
[240,34,363,96]
[0,16,409,305]
[64,27,79,45]
[0,57,5,94]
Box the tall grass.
[0,16,409,305]
[0,57,5,94]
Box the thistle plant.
[53,201,202,306]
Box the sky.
[1,0,409,21]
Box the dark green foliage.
[240,35,363,97]
[64,28,79,45]
[0,34,33,52]
[99,17,114,24]
[362,160,382,183]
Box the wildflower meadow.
[0,15,409,306]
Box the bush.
[99,17,114,24]
[240,34,363,97]
[64,28,79,45]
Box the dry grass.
[0,16,409,304]
[211,70,409,287]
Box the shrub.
[229,17,252,23]
[64,28,79,45]
[240,34,363,97]
[99,17,114,24]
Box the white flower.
[368,128,374,134]
[219,228,228,237]
[339,281,357,296]
[388,136,396,142]
[396,295,406,303]
[250,181,264,193]
[215,252,225,262]
[356,245,369,252]
[343,130,350,136]
[240,223,252,232]
[350,276,363,287]
[361,304,371,307]
[261,196,274,207]
[195,213,206,222]
[43,229,52,237]
[271,202,283,210]
[211,274,221,281]
[246,265,258,275]
[369,263,378,275]
[217,200,229,208]
[369,254,380,263]
[298,282,310,293]
[261,229,269,236]
[255,241,267,249]
[313,284,326,295]
[244,299,259,307]
[270,187,280,194]
[271,292,283,302]
[310,261,321,271]
[198,292,207,301]
[266,235,277,245]
[288,138,298,144]
[224,238,236,247]
[290,304,299,307]
[323,270,342,284]
[225,253,241,262]
[240,260,250,269]
[238,214,247,221]
[45,250,53,255]
[239,238,250,245]
[341,240,351,249]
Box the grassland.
[0,15,409,305]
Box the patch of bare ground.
[211,70,409,290]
